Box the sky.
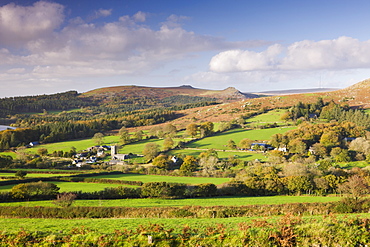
[2,0,370,97]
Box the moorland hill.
[83,85,257,101]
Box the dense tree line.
[283,98,370,128]
[269,121,365,162]
[0,109,178,150]
[0,91,92,117]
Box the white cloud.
[88,8,112,21]
[0,1,64,46]
[0,2,266,79]
[133,11,146,22]
[209,36,370,73]
[209,44,283,72]
[281,36,370,70]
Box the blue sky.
[2,0,370,97]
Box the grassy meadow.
[0,195,341,208]
[89,173,230,185]
[246,109,289,125]
[168,149,268,161]
[0,181,132,193]
[0,211,367,235]
[0,172,75,178]
[185,127,296,150]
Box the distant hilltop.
[83,85,258,101]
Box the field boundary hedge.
[0,171,143,186]
[0,199,366,219]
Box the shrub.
[141,182,187,198]
[53,192,77,208]
[192,183,217,197]
[11,181,59,200]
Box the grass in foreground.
[0,213,368,234]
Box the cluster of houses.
[72,145,135,167]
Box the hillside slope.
[83,85,257,101]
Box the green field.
[0,181,133,193]
[0,195,341,208]
[90,173,230,185]
[24,135,120,154]
[168,149,268,161]
[186,127,296,150]
[118,138,165,154]
[0,217,268,234]
[246,109,288,124]
[0,172,75,178]
[0,211,366,235]
[0,151,17,158]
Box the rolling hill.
[83,85,258,101]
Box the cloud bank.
[0,1,264,78]
[210,36,370,72]
[1,1,370,96]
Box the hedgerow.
[0,199,368,219]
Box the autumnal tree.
[93,132,104,145]
[310,143,328,158]
[53,192,77,208]
[186,123,198,137]
[163,137,174,151]
[227,139,237,150]
[218,122,233,132]
[330,147,351,162]
[11,181,59,199]
[239,138,252,150]
[133,130,144,142]
[149,126,164,138]
[268,150,286,164]
[37,148,48,156]
[338,175,370,200]
[284,176,313,195]
[199,122,214,138]
[193,183,217,197]
[288,138,307,154]
[152,154,171,170]
[180,155,198,174]
[320,131,341,148]
[163,124,177,137]
[0,154,13,168]
[119,127,130,145]
[15,170,27,179]
[143,143,160,162]
[349,137,370,155]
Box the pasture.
[0,195,341,208]
[0,151,16,158]
[0,209,366,236]
[0,181,134,193]
[0,172,75,178]
[168,149,268,161]
[90,173,230,185]
[186,127,296,150]
[24,135,120,154]
[246,109,288,124]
